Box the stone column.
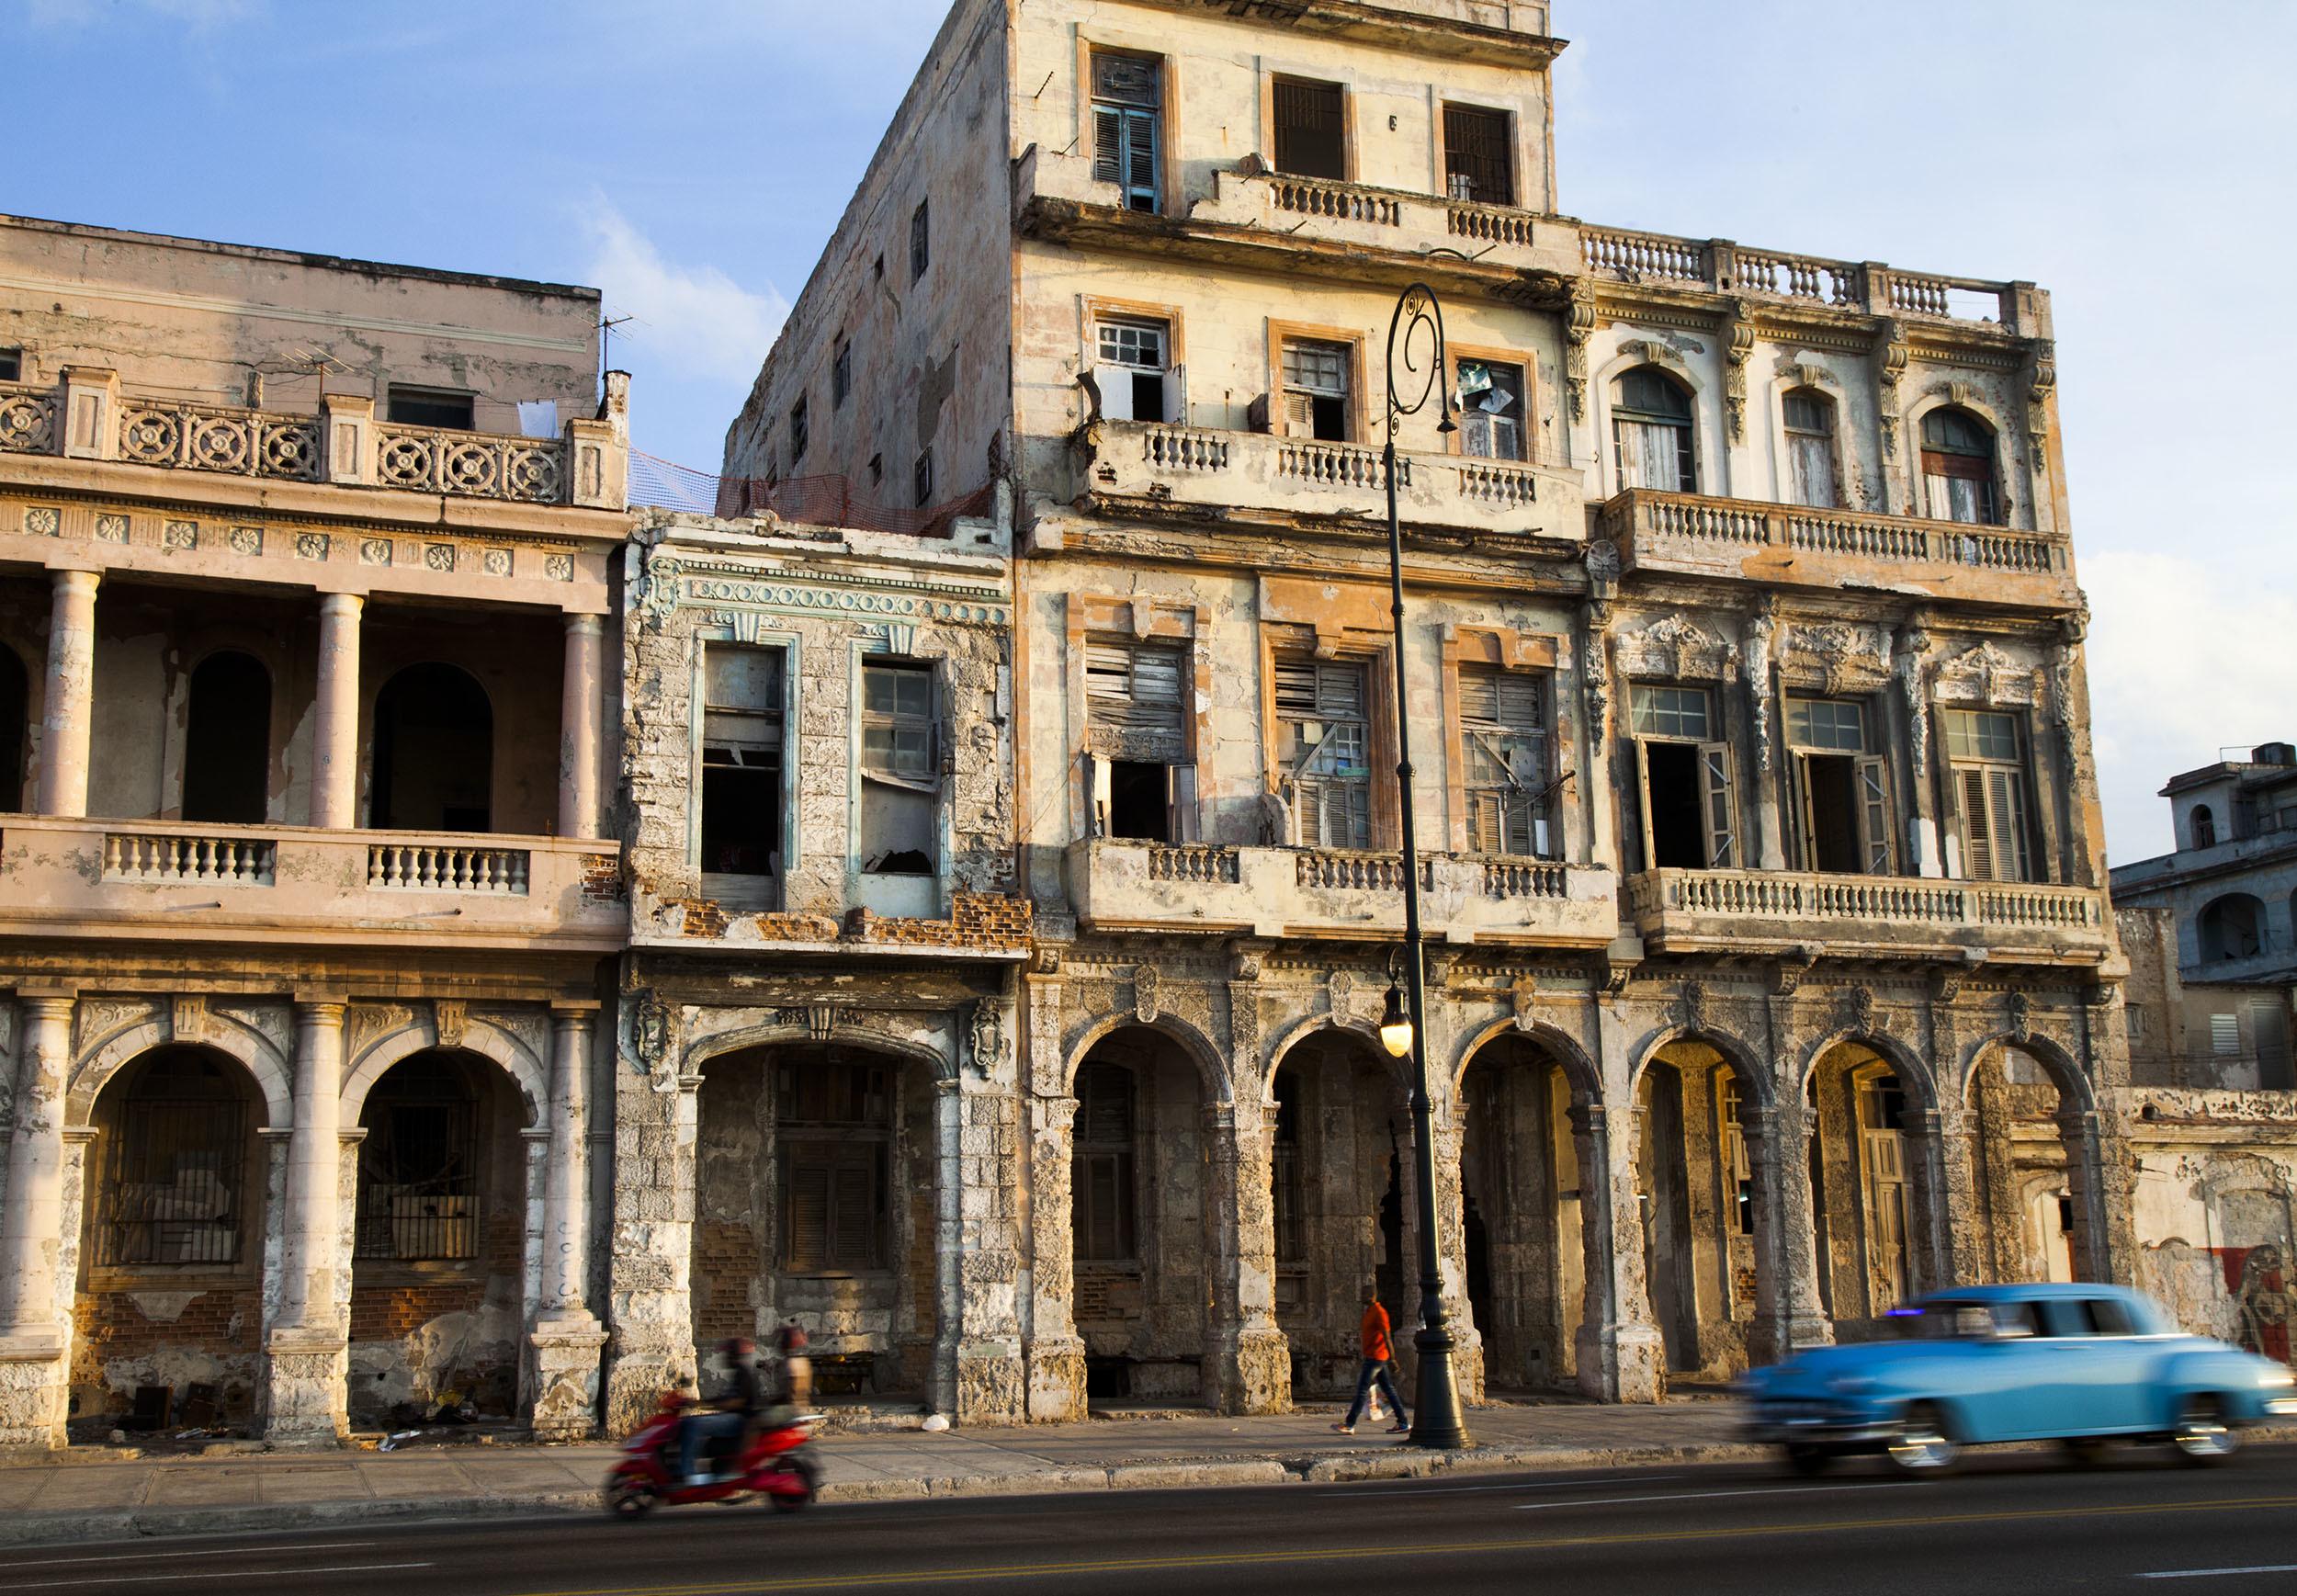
[0,997,75,1447]
[1428,1110,1483,1405]
[602,1053,704,1438]
[1568,1103,1664,1403]
[263,1001,349,1443]
[1204,1101,1290,1414]
[1024,1092,1087,1421]
[930,1049,1027,1425]
[1744,1101,1832,1365]
[1907,1108,1981,1293]
[2059,1105,2137,1287]
[558,614,604,840]
[311,594,363,830]
[35,571,98,818]
[527,1008,606,1439]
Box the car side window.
[1990,1302,2042,1339]
[2042,1297,2135,1337]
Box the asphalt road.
[6,1444,2296,1594]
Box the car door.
[1970,1299,2061,1439]
[2035,1296,2151,1433]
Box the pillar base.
[1209,1323,1291,1416]
[1748,1311,1834,1368]
[1025,1336,1088,1423]
[603,1341,700,1441]
[1575,1320,1666,1405]
[261,1328,348,1445]
[945,1341,1025,1426]
[526,1313,608,1442]
[0,1331,69,1451]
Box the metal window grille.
[94,1096,248,1267]
[1442,103,1513,206]
[356,1088,480,1262]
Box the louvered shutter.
[1986,766,2031,883]
[1087,641,1184,734]
[786,1162,830,1271]
[1957,766,1996,880]
[832,1156,877,1268]
[1282,391,1316,438]
[1856,755,1893,875]
[1092,104,1124,186]
[1699,741,1737,868]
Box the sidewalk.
[0,1401,2284,1549]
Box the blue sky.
[7,0,2291,859]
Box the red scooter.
[605,1393,821,1518]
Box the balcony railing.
[1085,419,1577,539]
[1599,489,2075,604]
[0,815,621,948]
[0,371,627,511]
[1626,866,2108,962]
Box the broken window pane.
[387,385,474,431]
[1280,337,1352,442]
[789,396,809,464]
[1457,358,1525,462]
[1783,388,1839,508]
[701,644,784,879]
[1277,655,1371,848]
[861,661,937,875]
[1460,664,1549,855]
[1921,407,1999,526]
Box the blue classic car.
[1740,1283,2297,1475]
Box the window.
[181,651,271,826]
[700,643,784,880]
[1091,51,1163,213]
[832,339,852,408]
[1612,367,1694,492]
[1942,708,2033,883]
[1272,75,1346,178]
[2046,1296,2135,1338]
[94,1052,249,1268]
[910,199,931,282]
[1627,684,1734,870]
[1785,696,1891,875]
[1442,103,1513,206]
[1459,665,1550,856]
[789,396,809,465]
[1920,407,2000,526]
[2125,1003,2146,1044]
[859,661,936,875]
[872,254,885,284]
[1092,316,1175,423]
[1272,1070,1305,1265]
[2198,894,2267,962]
[0,348,19,382]
[1085,638,1193,843]
[387,386,474,430]
[2190,804,2217,850]
[1858,1076,1909,1307]
[2211,1013,2241,1057]
[1719,1080,1753,1237]
[1782,388,1839,508]
[1071,1063,1137,1262]
[1457,358,1526,461]
[776,1059,890,1273]
[355,1058,479,1262]
[911,448,934,508]
[1279,336,1352,442]
[1275,656,1372,848]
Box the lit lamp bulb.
[1378,981,1413,1058]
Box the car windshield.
[1895,1300,2042,1341]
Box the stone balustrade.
[1599,488,2077,607]
[0,815,621,949]
[1190,163,1580,277]
[1069,837,1616,946]
[0,371,626,510]
[1626,866,2109,964]
[1086,418,1577,539]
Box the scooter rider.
[679,1336,762,1487]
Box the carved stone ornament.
[1676,979,1708,1035]
[1329,968,1361,1023]
[1771,949,1816,997]
[1615,611,1739,683]
[1895,625,1933,780]
[1842,984,1876,1036]
[630,990,673,1073]
[1132,964,1160,1024]
[1230,946,1262,982]
[635,549,683,628]
[1876,322,1909,460]
[967,1000,1009,1080]
[1933,639,2042,707]
[433,998,468,1050]
[1723,303,1756,443]
[1030,945,1064,976]
[1565,286,1597,422]
[2026,338,2057,472]
[170,994,209,1045]
[774,1005,846,1044]
[2008,990,2033,1043]
[1743,602,1778,774]
[1511,975,1538,1029]
[1782,622,1891,696]
[1582,538,1621,590]
[1583,612,1615,741]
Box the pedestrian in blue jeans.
[1335,1286,1409,1435]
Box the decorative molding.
[1841,984,1876,1036]
[1614,611,1738,683]
[1771,949,1816,997]
[1781,620,1891,696]
[967,999,1009,1080]
[774,1004,847,1044]
[676,574,1008,628]
[1744,600,1777,773]
[1676,979,1708,1034]
[1132,965,1160,1024]
[1564,284,1597,422]
[1895,623,1933,779]
[1722,301,1756,444]
[2025,338,2056,473]
[2008,990,2032,1043]
[629,989,673,1073]
[1876,321,1909,461]
[170,993,209,1045]
[1933,639,2042,707]
[432,998,468,1050]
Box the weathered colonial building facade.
[725,0,2131,1419]
[0,216,628,1447]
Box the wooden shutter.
[1699,741,1737,868]
[1956,765,1995,880]
[1632,740,1658,874]
[785,1161,830,1272]
[1986,766,2031,883]
[1092,103,1124,186]
[1856,755,1894,875]
[1281,391,1316,438]
[1086,752,1110,837]
[831,1155,877,1268]
[1168,762,1199,842]
[1086,641,1184,735]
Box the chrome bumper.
[1742,1408,1893,1447]
[2266,1396,2297,1418]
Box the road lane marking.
[500,1493,2297,1595]
[2138,1568,2297,1581]
[0,1545,377,1570]
[0,1563,430,1590]
[1317,1472,1688,1497]
[1514,1483,1908,1511]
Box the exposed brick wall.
[72,1285,259,1422]
[846,892,1033,951]
[693,1220,759,1344]
[348,1210,522,1341]
[580,852,626,904]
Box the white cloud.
[2082,551,2297,865]
[579,200,787,388]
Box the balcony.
[0,816,623,952]
[0,369,627,512]
[1080,418,1580,541]
[1624,867,2110,966]
[1598,489,2078,609]
[1188,160,1579,278]
[1067,839,1618,946]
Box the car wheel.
[2061,1436,2110,1467]
[1885,1402,1960,1477]
[2170,1395,2238,1466]
[1783,1444,1833,1477]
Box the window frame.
[1447,344,1535,464]
[1265,72,1351,181]
[1439,101,1516,208]
[91,1053,255,1273]
[832,338,852,409]
[696,640,788,886]
[386,385,476,431]
[909,198,931,283]
[1070,1061,1139,1264]
[1783,694,1893,875]
[1456,662,1553,857]
[857,656,941,877]
[775,1058,893,1275]
[1625,681,1736,872]
[1266,319,1366,445]
[1087,47,1166,214]
[1781,385,1842,509]
[1086,296,1185,426]
[1611,365,1697,493]
[1919,405,2003,526]
[0,347,21,383]
[1941,707,2036,884]
[1273,652,1375,850]
[788,394,809,466]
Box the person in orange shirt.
[1335,1285,1409,1435]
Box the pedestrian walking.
[776,1318,813,1409]
[1335,1285,1409,1435]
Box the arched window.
[182,651,271,825]
[2190,804,2218,850]
[369,663,492,832]
[0,641,25,813]
[93,1049,252,1267]
[356,1054,481,1262]
[1782,388,1839,508]
[1920,407,2000,526]
[1072,1062,1137,1262]
[2198,893,2266,962]
[1612,366,1695,493]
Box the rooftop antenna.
[600,313,636,389]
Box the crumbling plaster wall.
[2127,1090,2297,1366]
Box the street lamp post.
[1380,283,1468,1451]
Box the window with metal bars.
[1275,655,1371,848]
[1442,103,1513,206]
[355,1058,480,1262]
[94,1052,250,1268]
[1071,1062,1137,1262]
[789,396,809,464]
[776,1059,892,1273]
[1273,76,1345,179]
[1458,664,1550,856]
[1091,51,1163,213]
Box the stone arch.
[70,1011,290,1128]
[1628,1024,1774,1110]
[2198,891,2268,964]
[1794,1027,1939,1112]
[1451,1014,1602,1104]
[1066,1010,1228,1103]
[342,1013,545,1128]
[1264,1013,1408,1107]
[1954,1027,2095,1115]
